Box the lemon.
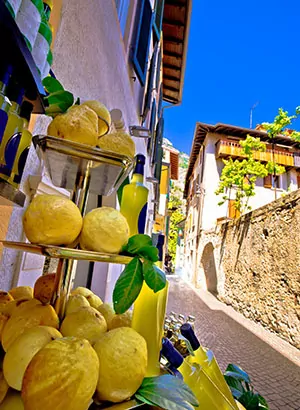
[23,195,83,246]
[47,104,99,146]
[22,337,99,410]
[65,294,90,315]
[85,293,102,309]
[0,370,9,404]
[0,292,13,304]
[81,100,111,136]
[60,306,107,345]
[0,390,24,409]
[33,273,56,304]
[93,327,147,402]
[98,131,135,158]
[70,286,93,298]
[97,303,115,324]
[80,207,129,254]
[3,326,62,391]
[9,287,33,300]
[107,310,132,331]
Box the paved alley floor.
[167,276,300,410]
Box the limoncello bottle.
[0,65,12,148]
[120,154,149,236]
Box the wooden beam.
[163,73,181,82]
[163,35,184,44]
[163,63,181,71]
[164,50,183,59]
[163,18,185,27]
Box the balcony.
[216,139,294,167]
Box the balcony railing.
[294,153,300,168]
[216,139,294,167]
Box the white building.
[183,122,300,292]
[0,0,192,300]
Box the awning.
[162,0,192,104]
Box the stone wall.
[217,190,300,348]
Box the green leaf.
[42,76,64,93]
[143,260,166,292]
[135,375,199,410]
[225,364,251,384]
[124,234,152,254]
[238,392,260,410]
[113,257,143,314]
[258,395,269,409]
[138,245,159,262]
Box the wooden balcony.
[216,139,294,167]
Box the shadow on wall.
[201,242,218,294]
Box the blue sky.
[164,0,300,154]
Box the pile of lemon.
[48,100,135,158]
[23,194,130,254]
[0,283,147,410]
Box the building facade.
[184,122,300,292]
[0,0,191,300]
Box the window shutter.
[154,117,164,181]
[157,85,163,118]
[228,200,240,219]
[132,0,153,84]
[148,100,157,157]
[142,43,158,121]
[156,48,162,91]
[264,174,272,188]
[153,0,165,40]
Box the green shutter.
[142,43,158,121]
[154,117,164,180]
[153,0,165,40]
[132,0,153,84]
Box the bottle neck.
[131,172,144,184]
[9,101,21,115]
[180,323,200,351]
[22,118,29,130]
[0,81,6,95]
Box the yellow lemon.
[0,370,9,404]
[70,286,93,298]
[93,327,147,402]
[48,104,99,146]
[3,326,62,391]
[65,294,90,315]
[81,100,111,136]
[2,304,59,352]
[97,303,115,325]
[23,195,83,246]
[60,306,107,345]
[107,310,132,331]
[80,207,129,254]
[8,287,33,300]
[0,292,13,304]
[33,273,56,304]
[85,293,102,309]
[22,337,99,410]
[98,131,135,158]
[0,390,24,409]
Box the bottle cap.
[180,323,200,351]
[136,154,145,165]
[178,314,185,323]
[20,101,34,122]
[134,154,146,175]
[187,315,196,322]
[161,338,183,368]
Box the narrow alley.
[167,276,300,410]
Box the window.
[263,174,272,188]
[132,0,153,84]
[153,0,165,40]
[264,174,281,189]
[115,0,130,37]
[154,117,164,181]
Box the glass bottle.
[0,65,13,146]
[120,154,149,236]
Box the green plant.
[168,209,185,265]
[135,374,199,410]
[216,135,285,214]
[224,364,269,410]
[42,77,78,117]
[113,234,166,314]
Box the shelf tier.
[33,135,134,196]
[1,241,133,265]
[89,400,147,410]
[0,0,45,113]
[0,178,25,207]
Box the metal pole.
[52,160,91,319]
[250,102,259,128]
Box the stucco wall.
[197,190,300,348]
[0,0,156,297]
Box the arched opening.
[201,242,218,294]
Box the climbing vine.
[215,135,285,214]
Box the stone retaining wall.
[217,190,300,348]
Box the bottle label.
[16,0,41,49]
[32,32,49,71]
[138,203,148,234]
[0,132,21,177]
[0,109,9,145]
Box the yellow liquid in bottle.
[120,173,149,236]
[132,281,169,377]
